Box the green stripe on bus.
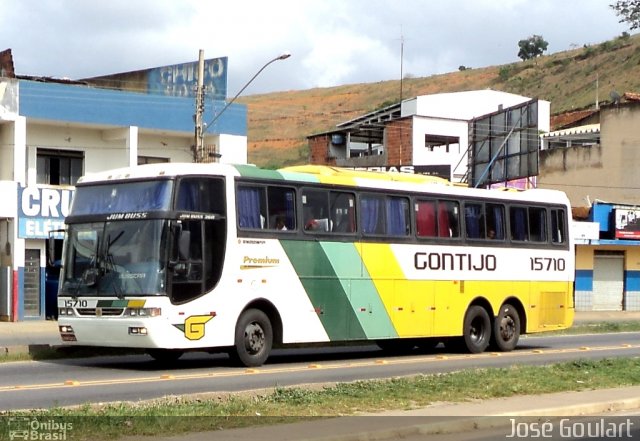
[234,164,320,183]
[234,165,286,180]
[320,242,398,339]
[280,240,366,341]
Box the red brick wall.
[0,49,15,78]
[308,134,336,165]
[308,117,413,167]
[385,117,413,165]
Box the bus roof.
[281,165,453,186]
[76,162,570,207]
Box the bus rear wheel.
[462,305,491,353]
[231,309,273,367]
[492,303,520,351]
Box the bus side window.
[464,203,484,239]
[176,177,225,214]
[267,186,296,231]
[510,206,528,241]
[330,192,356,233]
[486,203,505,240]
[361,194,385,235]
[440,200,460,238]
[416,200,437,237]
[302,189,330,232]
[386,196,410,236]
[551,208,566,244]
[237,185,267,229]
[529,207,547,242]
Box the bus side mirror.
[168,225,191,276]
[47,229,65,266]
[178,231,191,260]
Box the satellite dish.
[610,90,621,105]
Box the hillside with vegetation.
[239,32,640,168]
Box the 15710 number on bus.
[530,257,566,271]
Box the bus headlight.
[125,307,161,317]
[129,327,148,335]
[58,307,74,316]
[59,325,77,342]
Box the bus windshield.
[70,180,174,216]
[60,220,168,297]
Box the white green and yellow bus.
[57,163,574,367]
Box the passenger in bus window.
[305,217,330,231]
[275,216,288,230]
[305,218,317,230]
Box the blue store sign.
[18,186,74,239]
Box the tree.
[517,35,549,61]
[611,0,640,30]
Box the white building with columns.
[0,72,247,321]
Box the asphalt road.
[0,331,639,411]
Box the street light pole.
[197,52,291,162]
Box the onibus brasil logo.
[7,417,73,440]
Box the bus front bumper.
[58,318,180,349]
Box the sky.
[0,0,631,97]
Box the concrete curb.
[0,344,57,357]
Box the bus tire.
[492,303,520,352]
[462,305,491,353]
[231,308,273,367]
[147,348,184,363]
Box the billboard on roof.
[83,57,228,100]
[469,99,540,188]
[615,207,640,239]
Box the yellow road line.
[0,343,637,393]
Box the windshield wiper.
[71,254,98,300]
[104,231,126,299]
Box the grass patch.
[0,346,144,363]
[2,357,640,439]
[543,321,640,336]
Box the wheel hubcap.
[244,322,265,354]
[470,317,483,342]
[500,316,515,341]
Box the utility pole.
[194,49,205,162]
[399,29,404,165]
[399,30,404,104]
[595,73,599,110]
[194,52,290,164]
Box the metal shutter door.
[592,254,623,311]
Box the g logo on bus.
[174,315,214,341]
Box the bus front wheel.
[231,308,273,367]
[462,305,491,353]
[492,303,520,351]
